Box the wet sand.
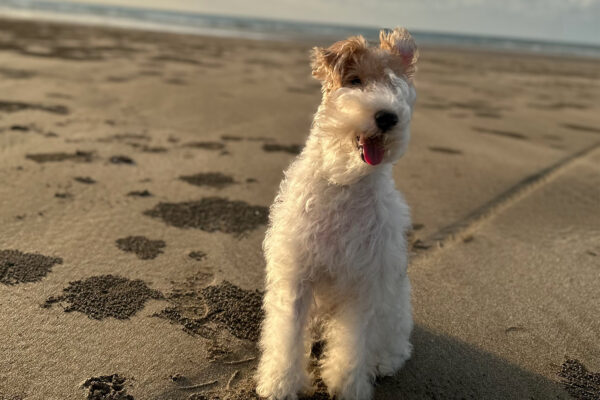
[0,17,599,399]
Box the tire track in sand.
[412,141,600,257]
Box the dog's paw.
[376,343,412,377]
[376,340,412,377]
[322,365,374,400]
[334,375,374,400]
[255,368,312,400]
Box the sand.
[0,17,599,400]
[115,236,166,260]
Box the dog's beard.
[310,78,413,184]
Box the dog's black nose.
[374,111,398,132]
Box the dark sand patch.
[411,239,432,250]
[412,223,424,231]
[561,123,600,134]
[43,275,162,320]
[74,176,96,184]
[81,374,134,400]
[109,155,135,165]
[115,236,166,260]
[0,249,62,285]
[164,78,186,85]
[202,282,264,341]
[189,251,207,261]
[183,142,225,151]
[0,394,24,400]
[143,197,268,235]
[472,126,528,140]
[54,192,72,199]
[246,178,258,183]
[104,133,150,142]
[180,172,235,189]
[0,100,69,115]
[127,190,152,197]
[106,76,132,83]
[462,235,475,243]
[9,125,30,131]
[0,67,34,79]
[46,92,72,99]
[428,146,463,155]
[221,135,243,142]
[558,359,600,400]
[26,150,93,163]
[97,134,150,146]
[529,102,588,110]
[7,124,58,137]
[475,111,502,119]
[140,145,168,153]
[263,143,302,155]
[156,280,263,342]
[151,55,201,65]
[0,33,138,62]
[221,135,274,142]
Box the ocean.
[1,0,599,59]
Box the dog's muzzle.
[356,110,398,166]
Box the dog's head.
[309,27,418,185]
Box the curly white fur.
[256,32,417,400]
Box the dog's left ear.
[379,27,418,80]
[311,36,368,84]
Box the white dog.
[256,27,418,400]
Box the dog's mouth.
[356,133,385,166]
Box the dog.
[256,27,418,400]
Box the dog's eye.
[348,77,362,87]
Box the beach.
[0,17,599,399]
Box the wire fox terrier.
[256,27,418,400]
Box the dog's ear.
[379,27,418,80]
[311,36,367,84]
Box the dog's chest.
[305,177,409,273]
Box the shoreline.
[0,11,599,60]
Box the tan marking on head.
[311,28,418,97]
[311,36,368,94]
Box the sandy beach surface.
[0,18,599,400]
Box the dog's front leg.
[320,297,377,400]
[256,272,313,400]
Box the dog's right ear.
[379,27,418,80]
[311,36,367,84]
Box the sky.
[30,0,600,45]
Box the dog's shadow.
[367,324,568,400]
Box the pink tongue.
[363,137,385,166]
